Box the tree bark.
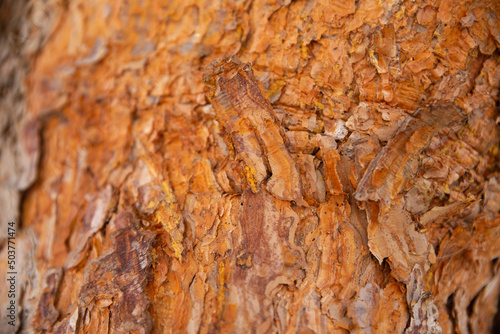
[1,0,500,333]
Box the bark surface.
[1,0,500,333]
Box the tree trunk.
[1,0,500,333]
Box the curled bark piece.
[355,103,466,202]
[204,55,302,203]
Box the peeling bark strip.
[77,213,155,333]
[355,103,466,202]
[204,56,302,203]
[35,268,63,331]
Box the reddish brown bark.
[1,0,500,333]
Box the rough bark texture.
[1,0,500,333]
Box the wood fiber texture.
[0,0,500,333]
